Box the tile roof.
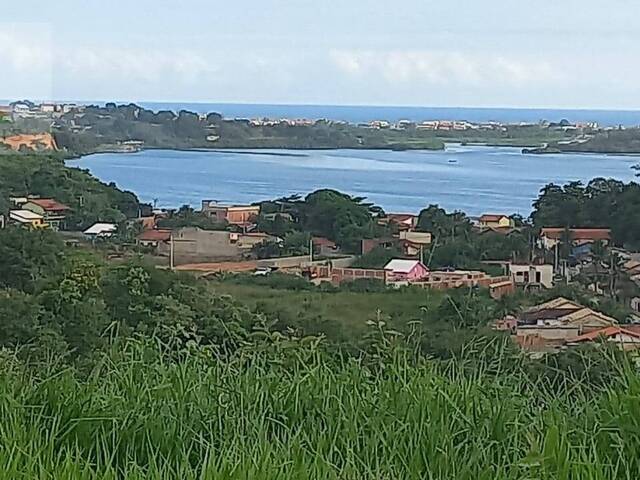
[28,198,70,211]
[570,326,640,342]
[540,228,611,241]
[480,214,509,222]
[138,229,172,242]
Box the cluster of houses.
[1,102,84,121]
[496,297,640,353]
[4,197,70,231]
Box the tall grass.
[0,336,639,479]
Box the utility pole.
[309,238,313,263]
[170,232,175,271]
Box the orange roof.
[137,229,171,242]
[28,198,70,211]
[570,326,640,342]
[480,214,509,222]
[541,228,611,241]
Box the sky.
[2,0,640,109]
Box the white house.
[83,223,117,238]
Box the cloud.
[0,29,52,73]
[329,49,563,87]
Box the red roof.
[28,198,70,211]
[570,326,640,342]
[137,229,171,242]
[541,228,611,241]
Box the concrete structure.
[384,259,429,283]
[201,201,260,225]
[137,229,172,249]
[167,227,275,263]
[539,228,611,250]
[508,264,554,289]
[478,214,514,229]
[21,198,69,230]
[9,210,45,228]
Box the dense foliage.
[52,103,445,154]
[0,154,140,229]
[416,205,529,271]
[531,178,640,248]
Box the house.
[384,259,429,283]
[514,297,617,350]
[384,213,418,231]
[201,201,260,226]
[567,326,640,351]
[83,223,117,238]
[478,214,514,229]
[40,103,56,114]
[508,264,554,289]
[137,229,172,249]
[396,231,432,257]
[539,228,611,250]
[9,210,46,228]
[313,237,339,256]
[21,199,70,230]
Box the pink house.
[384,259,429,283]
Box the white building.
[508,264,554,289]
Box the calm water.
[68,145,639,216]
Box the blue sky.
[2,0,639,108]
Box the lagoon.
[68,145,639,216]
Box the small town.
[4,2,640,477]
[3,187,639,356]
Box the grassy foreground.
[0,335,639,479]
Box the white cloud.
[329,49,564,87]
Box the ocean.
[137,102,640,127]
[68,145,640,216]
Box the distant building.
[478,214,514,229]
[137,229,172,249]
[22,198,70,231]
[567,326,640,351]
[384,213,418,231]
[513,297,617,351]
[154,227,277,263]
[508,264,554,289]
[384,259,429,283]
[9,210,46,229]
[40,103,56,113]
[83,223,117,238]
[539,228,611,250]
[201,201,260,226]
[312,237,339,256]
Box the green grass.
[209,280,448,343]
[1,336,639,479]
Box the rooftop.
[540,228,611,241]
[384,259,425,273]
[27,198,70,211]
[9,209,44,220]
[83,223,117,235]
[138,229,172,242]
